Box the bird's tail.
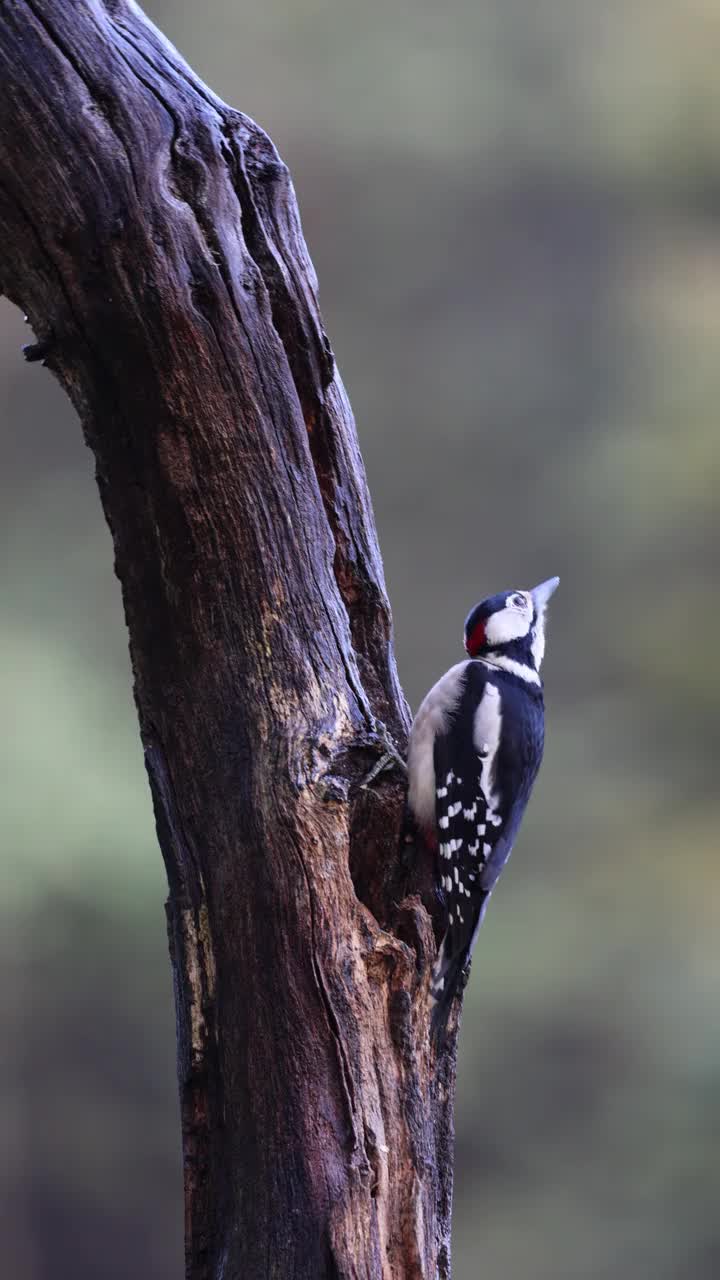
[429,935,471,1050]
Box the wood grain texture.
[0,2,458,1275]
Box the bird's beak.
[531,576,560,610]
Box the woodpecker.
[407,576,559,1045]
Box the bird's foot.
[360,721,408,789]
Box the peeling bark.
[0,2,457,1276]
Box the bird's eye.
[510,592,527,609]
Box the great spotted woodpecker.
[407,577,559,1045]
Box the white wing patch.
[472,681,503,825]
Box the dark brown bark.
[0,2,457,1276]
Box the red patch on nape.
[465,619,486,657]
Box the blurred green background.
[2,1,720,1276]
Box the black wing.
[429,680,508,1044]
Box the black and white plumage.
[407,577,559,1045]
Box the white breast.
[407,661,469,830]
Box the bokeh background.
[2,2,720,1276]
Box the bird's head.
[463,576,560,673]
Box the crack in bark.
[289,828,366,1162]
[219,124,395,726]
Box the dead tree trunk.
[0,3,456,1275]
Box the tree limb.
[0,2,456,1275]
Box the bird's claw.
[360,721,408,788]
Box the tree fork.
[0,2,458,1276]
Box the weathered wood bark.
[0,3,457,1276]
